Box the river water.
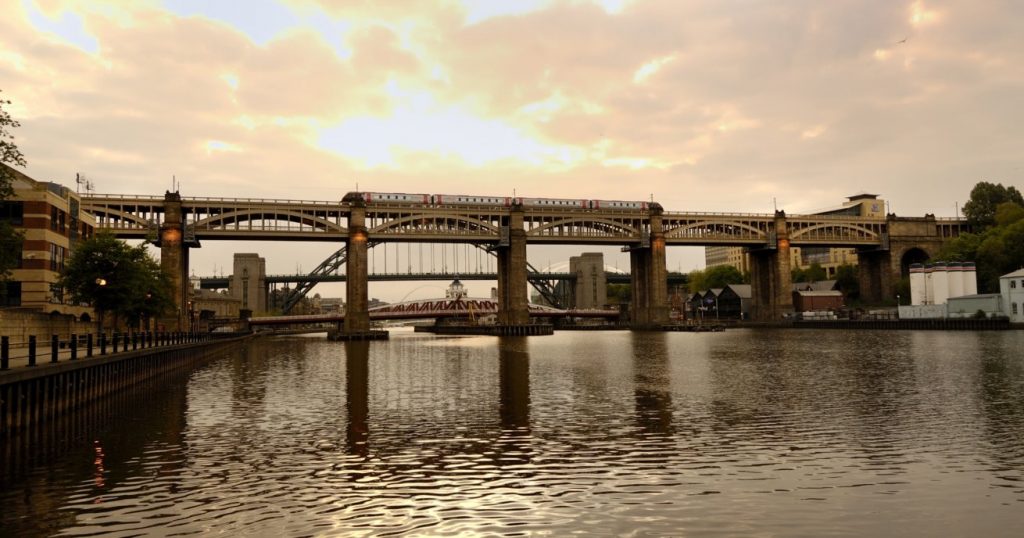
[2,328,1023,536]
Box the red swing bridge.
[247,297,620,327]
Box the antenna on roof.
[75,173,96,194]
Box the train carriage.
[591,200,649,210]
[520,198,589,208]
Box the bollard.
[1,336,8,370]
[100,332,107,355]
[132,332,138,350]
[51,334,59,363]
[70,334,78,361]
[113,333,119,353]
[87,333,93,357]
[28,335,37,367]
[123,333,129,352]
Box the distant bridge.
[247,297,619,327]
[197,270,687,289]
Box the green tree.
[1,89,27,283]
[963,181,1024,231]
[606,283,631,305]
[834,264,859,300]
[792,262,827,283]
[994,201,1024,227]
[690,265,743,292]
[940,199,1024,292]
[59,233,174,331]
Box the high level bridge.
[82,191,967,331]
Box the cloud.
[2,0,1023,289]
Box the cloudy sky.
[3,0,1022,301]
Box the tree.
[1,89,27,283]
[963,182,1024,231]
[689,265,743,292]
[792,262,827,283]
[834,264,859,301]
[606,283,631,305]
[940,187,1024,293]
[59,233,174,331]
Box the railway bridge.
[81,191,967,333]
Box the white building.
[1000,269,1024,323]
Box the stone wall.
[0,309,97,345]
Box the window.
[48,244,65,272]
[51,206,59,231]
[1013,280,1018,289]
[0,201,24,225]
[1014,303,1019,316]
[1,281,21,307]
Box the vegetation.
[791,262,827,283]
[606,283,631,305]
[962,181,1023,231]
[687,265,745,293]
[1,89,26,283]
[59,233,174,331]
[833,264,859,301]
[939,182,1024,292]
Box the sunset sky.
[3,0,1022,301]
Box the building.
[719,284,752,319]
[446,278,467,299]
[793,290,844,312]
[1000,269,1024,323]
[192,288,241,319]
[705,194,887,278]
[1,166,95,319]
[229,253,267,313]
[946,294,1003,319]
[570,252,607,308]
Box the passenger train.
[343,192,657,210]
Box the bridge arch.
[370,214,498,236]
[664,220,767,241]
[789,223,881,242]
[88,208,153,230]
[527,217,640,239]
[191,209,347,234]
[897,246,934,276]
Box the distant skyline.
[3,0,1021,302]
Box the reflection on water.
[2,328,1024,536]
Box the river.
[2,328,1023,536]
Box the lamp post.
[95,277,107,333]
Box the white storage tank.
[963,262,978,295]
[932,262,949,304]
[910,263,926,305]
[948,262,964,299]
[924,264,934,304]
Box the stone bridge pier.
[749,211,794,321]
[857,215,945,304]
[496,207,530,326]
[343,201,371,334]
[159,191,197,331]
[629,207,669,328]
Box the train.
[342,192,658,210]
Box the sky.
[3,0,1022,302]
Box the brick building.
[1,165,95,319]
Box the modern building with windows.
[1,165,95,318]
[705,194,887,277]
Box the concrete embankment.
[0,334,250,438]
